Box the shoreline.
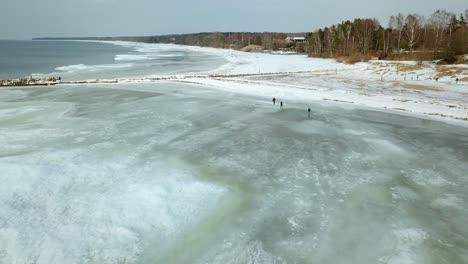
[4,77,467,130]
[172,78,468,129]
[2,40,467,128]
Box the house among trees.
[371,52,382,60]
[286,37,306,43]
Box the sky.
[1,0,467,39]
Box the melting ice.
[0,83,467,264]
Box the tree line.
[306,9,467,61]
[121,8,467,61]
[77,32,303,51]
[37,8,467,62]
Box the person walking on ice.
[272,97,276,105]
[280,101,283,109]
[308,108,311,118]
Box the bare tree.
[389,13,404,52]
[337,21,353,55]
[446,15,460,51]
[345,23,353,55]
[430,9,452,50]
[405,14,422,51]
[354,18,377,53]
[325,26,336,57]
[382,28,391,55]
[311,32,323,57]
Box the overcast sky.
[1,0,466,39]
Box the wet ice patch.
[379,228,428,264]
[390,186,419,201]
[220,120,247,131]
[431,194,463,209]
[205,241,277,264]
[344,129,370,135]
[0,90,27,101]
[363,138,407,154]
[407,169,453,187]
[0,104,47,120]
[0,101,74,123]
[289,120,334,135]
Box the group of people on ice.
[272,97,312,118]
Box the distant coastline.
[33,7,468,64]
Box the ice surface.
[0,83,467,264]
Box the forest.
[305,9,467,62]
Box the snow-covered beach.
[184,47,468,126]
[96,41,468,127]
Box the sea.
[0,40,226,80]
[0,40,467,264]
